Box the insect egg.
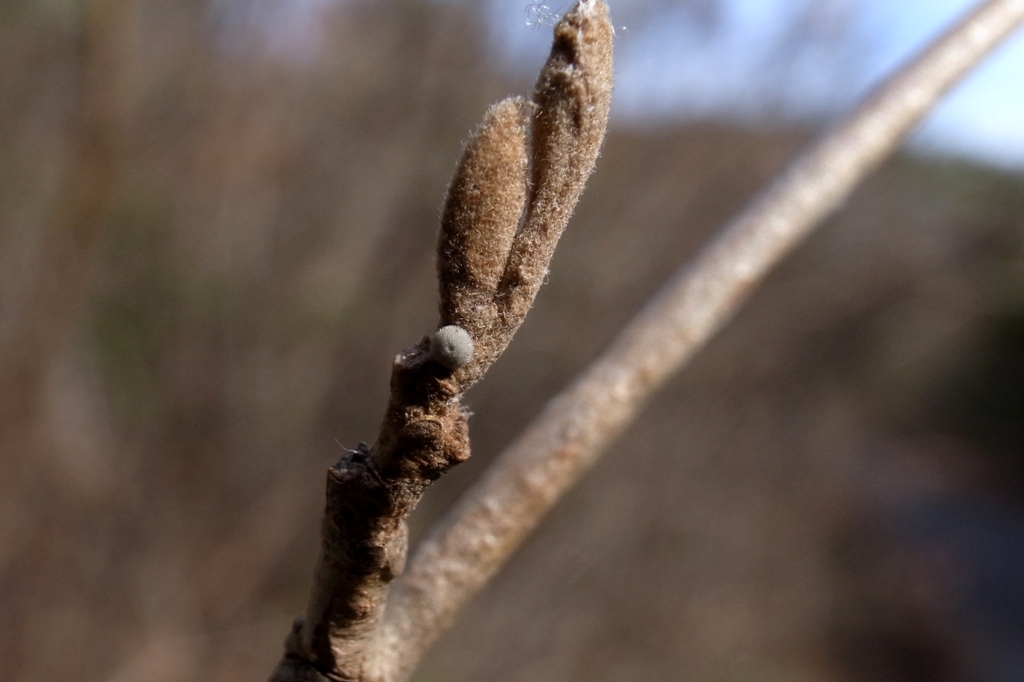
[429,325,474,370]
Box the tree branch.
[375,1,1024,680]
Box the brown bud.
[437,98,530,329]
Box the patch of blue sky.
[854,0,1024,168]
[491,0,1024,169]
[249,0,1024,169]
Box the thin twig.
[269,3,613,681]
[376,1,1024,679]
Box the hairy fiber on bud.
[499,0,614,321]
[438,98,530,328]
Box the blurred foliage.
[1,1,1022,681]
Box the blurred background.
[2,0,1023,680]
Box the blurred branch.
[376,1,1024,679]
[0,0,128,432]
